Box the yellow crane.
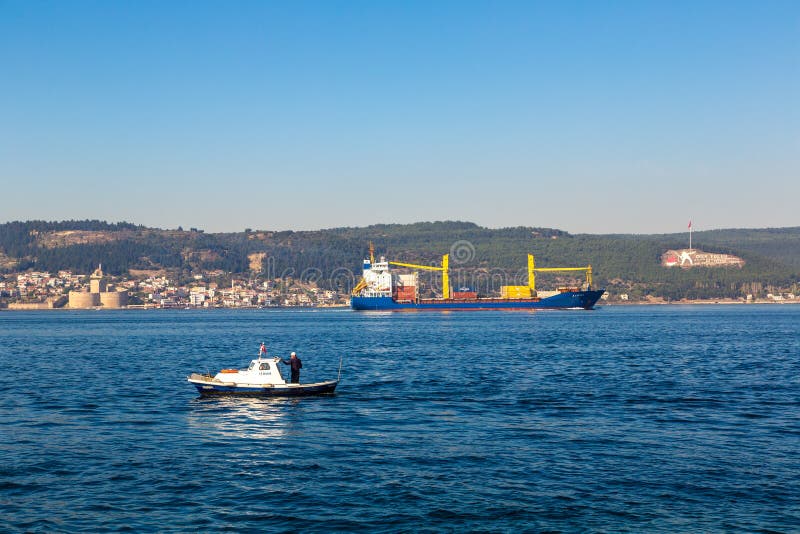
[351,242,376,296]
[527,254,592,292]
[351,278,368,296]
[389,254,450,299]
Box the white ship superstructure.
[359,256,392,297]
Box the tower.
[90,264,107,293]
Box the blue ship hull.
[351,290,604,311]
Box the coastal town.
[1,263,797,310]
[0,266,350,310]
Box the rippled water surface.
[1,305,799,532]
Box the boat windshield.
[248,362,255,370]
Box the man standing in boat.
[282,352,302,383]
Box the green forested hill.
[1,220,798,299]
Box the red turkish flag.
[688,220,692,229]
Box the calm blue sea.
[1,305,798,532]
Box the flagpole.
[689,220,692,251]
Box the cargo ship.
[350,244,604,311]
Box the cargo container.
[394,286,417,301]
[558,286,581,293]
[452,291,478,299]
[500,286,532,299]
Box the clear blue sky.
[1,1,798,234]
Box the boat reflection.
[186,396,299,440]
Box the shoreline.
[2,300,798,311]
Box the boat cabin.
[213,357,287,385]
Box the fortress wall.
[8,302,52,310]
[99,291,128,308]
[69,291,100,308]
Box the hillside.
[1,220,798,300]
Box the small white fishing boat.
[188,353,340,397]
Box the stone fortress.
[68,265,129,308]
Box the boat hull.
[189,379,339,397]
[351,289,605,311]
